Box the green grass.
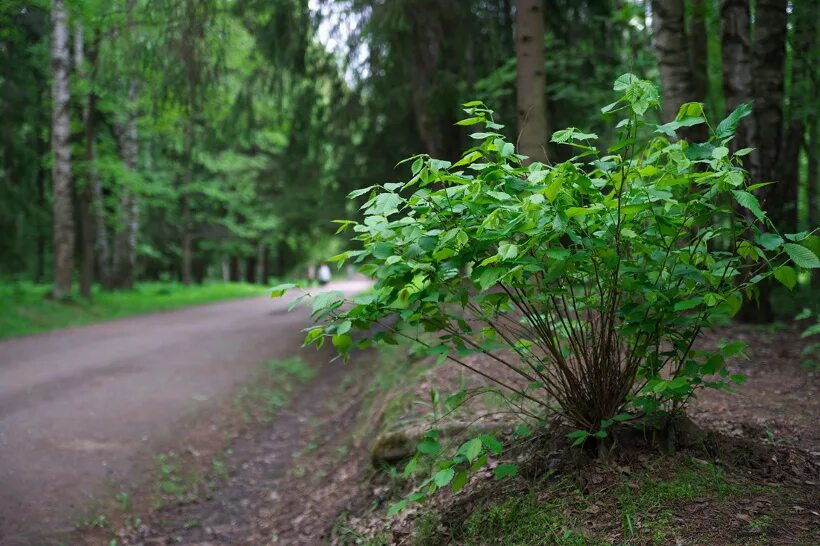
[0,280,268,339]
[415,457,740,546]
[233,357,318,423]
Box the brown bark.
[651,0,699,130]
[255,243,266,284]
[228,255,240,282]
[515,0,548,164]
[687,0,708,106]
[781,0,817,234]
[51,0,74,299]
[407,3,458,158]
[719,0,754,153]
[245,255,257,284]
[36,144,47,283]
[752,0,789,228]
[809,122,818,230]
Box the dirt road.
[0,280,369,545]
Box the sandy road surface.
[0,280,369,544]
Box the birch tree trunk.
[515,0,548,164]
[51,0,74,299]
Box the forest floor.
[67,323,819,545]
[0,281,269,340]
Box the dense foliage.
[277,75,818,509]
[1,1,815,311]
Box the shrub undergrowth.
[275,74,819,511]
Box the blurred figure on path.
[307,264,316,285]
[318,263,331,285]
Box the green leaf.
[774,265,797,290]
[434,468,455,487]
[711,146,729,159]
[715,103,753,140]
[674,297,703,311]
[331,334,353,353]
[613,73,638,91]
[720,341,748,358]
[732,190,764,220]
[514,425,533,436]
[459,438,483,462]
[480,434,503,455]
[783,243,820,269]
[494,464,518,479]
[336,320,352,335]
[387,499,408,516]
[417,437,441,455]
[498,242,519,261]
[269,283,296,298]
[288,294,309,311]
[456,116,483,126]
[755,233,783,251]
[403,456,418,478]
[451,469,468,493]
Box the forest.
[1,1,819,545]
[1,0,816,309]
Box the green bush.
[276,74,817,507]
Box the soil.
[69,323,819,545]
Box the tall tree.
[51,0,74,298]
[687,0,708,107]
[752,0,789,228]
[515,0,547,164]
[75,22,96,299]
[719,0,755,156]
[111,81,139,290]
[651,0,698,124]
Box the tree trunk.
[515,0,548,164]
[809,121,818,230]
[35,146,47,283]
[112,81,139,290]
[651,0,699,131]
[245,255,257,284]
[192,257,206,284]
[181,117,194,286]
[719,0,755,156]
[255,242,266,284]
[228,255,240,282]
[752,0,789,228]
[51,0,74,299]
[687,0,709,107]
[780,0,817,235]
[76,23,95,300]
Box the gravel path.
[0,280,369,545]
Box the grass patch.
[413,456,766,546]
[0,280,267,339]
[233,357,317,423]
